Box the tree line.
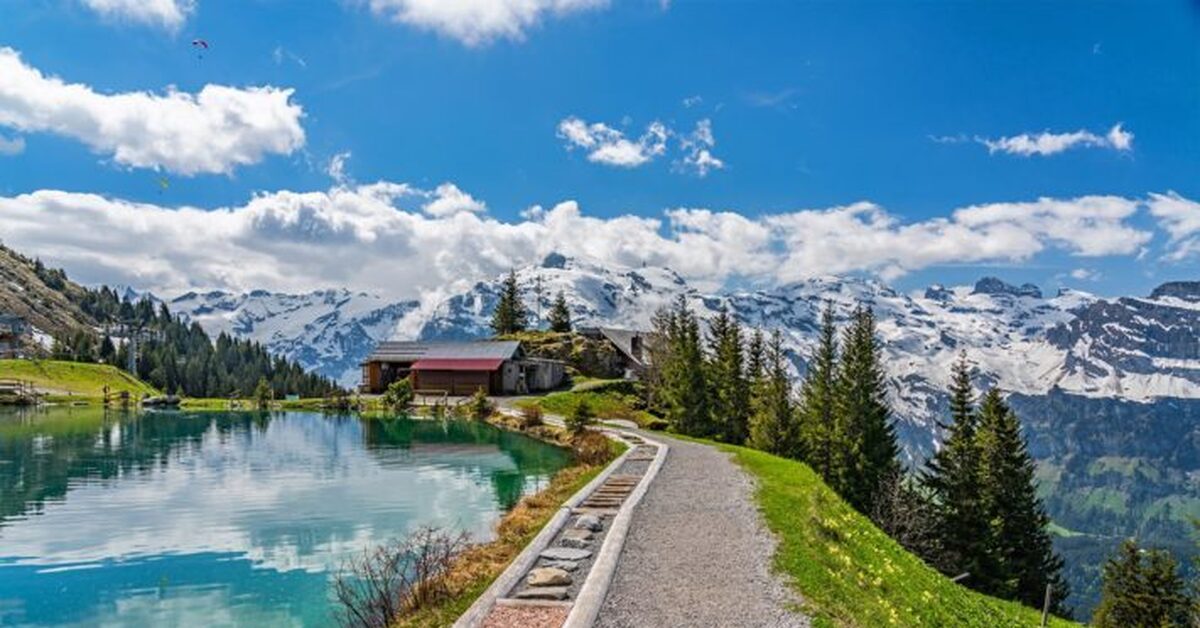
[644,296,1071,619]
[50,286,340,399]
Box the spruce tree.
[797,302,839,482]
[490,270,528,336]
[1093,539,1189,628]
[833,305,900,514]
[922,354,993,579]
[659,296,711,436]
[746,328,766,383]
[706,307,750,444]
[548,291,572,333]
[748,330,797,455]
[976,388,1070,614]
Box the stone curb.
[562,431,669,628]
[453,429,639,628]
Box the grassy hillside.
[699,439,1079,627]
[0,244,99,342]
[0,359,158,399]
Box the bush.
[382,378,414,412]
[253,377,271,409]
[519,404,544,429]
[468,388,493,421]
[332,526,471,628]
[566,399,594,435]
[572,430,615,466]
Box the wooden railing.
[0,378,39,403]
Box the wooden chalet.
[360,340,565,396]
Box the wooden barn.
[360,340,565,396]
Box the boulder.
[526,567,572,587]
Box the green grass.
[0,359,158,399]
[517,388,664,429]
[693,438,1079,628]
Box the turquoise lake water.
[0,408,572,627]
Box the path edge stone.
[453,430,639,628]
[562,432,669,628]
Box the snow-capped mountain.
[167,254,1200,459]
[169,289,419,385]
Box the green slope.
[700,439,1079,628]
[0,359,158,399]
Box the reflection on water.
[0,408,571,627]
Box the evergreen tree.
[1093,539,1189,628]
[976,388,1070,614]
[706,307,750,444]
[490,270,528,336]
[797,302,840,482]
[655,296,711,436]
[548,291,572,333]
[833,305,900,514]
[922,354,993,580]
[748,330,797,455]
[746,328,766,383]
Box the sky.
[0,0,1197,302]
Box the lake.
[0,408,573,627]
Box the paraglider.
[191,39,209,60]
[157,177,170,194]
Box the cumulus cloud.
[557,117,668,168]
[0,47,305,176]
[1148,192,1200,261]
[0,184,1173,301]
[676,119,725,177]
[0,134,23,156]
[365,0,608,46]
[326,152,352,185]
[423,183,486,217]
[81,0,195,31]
[1068,268,1101,281]
[976,123,1133,156]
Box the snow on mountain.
[169,289,419,386]
[167,254,1200,460]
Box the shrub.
[468,388,493,421]
[572,430,615,466]
[253,377,271,409]
[519,404,544,429]
[566,399,594,435]
[332,526,471,628]
[382,378,414,413]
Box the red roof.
[411,358,505,371]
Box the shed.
[360,340,565,396]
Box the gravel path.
[595,434,809,628]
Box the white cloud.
[365,0,608,46]
[977,123,1133,156]
[676,118,725,177]
[326,152,352,185]
[682,95,703,108]
[557,117,667,168]
[1148,192,1200,261]
[0,134,23,156]
[423,183,486,217]
[0,47,305,176]
[81,0,195,31]
[1069,268,1101,281]
[0,185,1171,301]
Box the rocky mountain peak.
[1149,281,1200,302]
[972,276,1042,299]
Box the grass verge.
[0,358,158,400]
[694,438,1080,628]
[517,387,664,430]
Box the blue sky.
[0,0,1197,300]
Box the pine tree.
[922,354,993,579]
[706,307,750,444]
[548,291,572,333]
[490,270,528,336]
[976,388,1070,614]
[653,297,712,436]
[746,328,766,383]
[797,302,840,481]
[748,330,796,455]
[833,305,900,514]
[1093,539,1189,628]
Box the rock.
[526,567,572,587]
[561,536,590,549]
[573,514,602,531]
[560,528,593,548]
[512,586,569,600]
[542,560,579,571]
[540,547,592,561]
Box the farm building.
[0,314,29,359]
[579,327,651,378]
[360,340,565,396]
